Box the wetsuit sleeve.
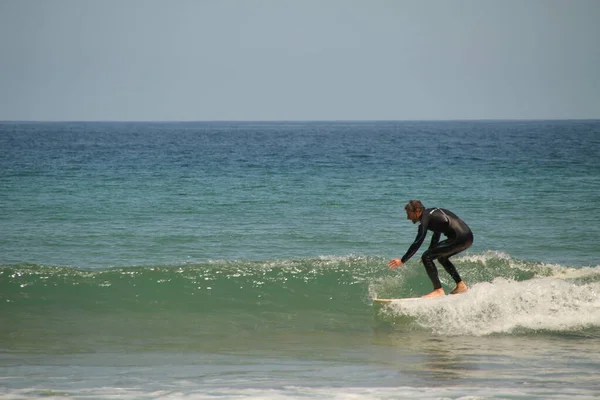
[429,232,441,248]
[400,223,427,263]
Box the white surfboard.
[373,297,423,304]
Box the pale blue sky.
[1,0,599,121]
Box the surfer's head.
[405,200,424,224]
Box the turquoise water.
[1,120,600,399]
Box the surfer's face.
[406,208,421,224]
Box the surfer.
[388,200,473,298]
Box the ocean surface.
[1,120,599,399]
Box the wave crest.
[3,253,600,336]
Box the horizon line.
[2,118,599,124]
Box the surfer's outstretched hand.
[388,258,403,270]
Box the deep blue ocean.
[1,120,600,399]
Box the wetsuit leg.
[421,254,443,289]
[438,257,462,284]
[421,232,473,288]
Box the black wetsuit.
[400,208,473,290]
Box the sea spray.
[379,277,600,336]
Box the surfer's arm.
[429,232,441,248]
[400,223,427,264]
[389,212,430,270]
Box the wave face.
[3,252,599,345]
[1,257,374,315]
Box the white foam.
[551,265,600,279]
[458,250,513,264]
[3,385,598,400]
[385,277,600,336]
[458,251,600,276]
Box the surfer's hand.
[388,259,403,270]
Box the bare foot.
[421,288,445,298]
[451,281,468,294]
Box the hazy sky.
[1,0,599,121]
